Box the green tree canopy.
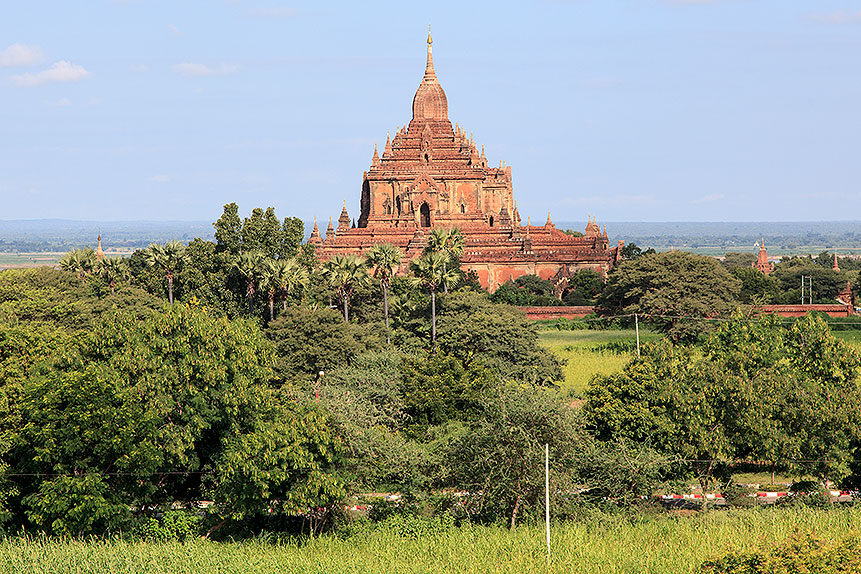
[596,251,741,343]
[9,304,344,535]
[584,314,861,488]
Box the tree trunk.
[110,281,115,296]
[269,293,275,321]
[343,295,349,323]
[167,275,174,304]
[282,299,287,312]
[699,459,715,511]
[246,281,254,314]
[204,518,228,539]
[443,261,448,294]
[382,281,390,344]
[510,495,521,530]
[431,288,437,354]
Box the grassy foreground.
[1,508,859,574]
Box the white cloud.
[49,97,72,107]
[167,24,182,36]
[691,193,725,204]
[807,10,861,24]
[0,43,43,67]
[12,61,92,87]
[172,62,239,77]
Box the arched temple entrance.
[420,203,431,227]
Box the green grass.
[834,330,861,349]
[0,253,64,268]
[542,326,861,394]
[538,329,661,396]
[0,508,859,573]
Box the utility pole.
[545,443,551,566]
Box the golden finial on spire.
[427,25,432,45]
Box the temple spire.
[338,200,350,232]
[326,216,335,241]
[310,217,322,244]
[833,252,840,272]
[424,25,435,80]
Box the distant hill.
[1,219,860,257]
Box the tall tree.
[234,251,265,314]
[258,258,309,321]
[365,243,403,342]
[280,217,304,259]
[273,258,310,312]
[213,203,242,254]
[242,207,282,257]
[58,248,96,284]
[410,251,461,353]
[98,256,128,295]
[321,255,369,323]
[425,227,464,293]
[143,241,188,304]
[597,251,741,344]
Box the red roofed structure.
[314,34,623,291]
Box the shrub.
[136,510,203,542]
[701,531,861,573]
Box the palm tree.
[411,251,462,353]
[59,248,96,283]
[144,240,188,304]
[234,251,265,314]
[425,227,465,293]
[258,259,279,322]
[365,243,403,342]
[98,256,128,295]
[322,254,368,322]
[274,258,310,312]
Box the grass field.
[0,508,858,574]
[0,252,64,268]
[541,326,861,395]
[538,329,661,396]
[834,330,861,349]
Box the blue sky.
[1,0,860,224]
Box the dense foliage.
[3,204,861,539]
[585,314,861,490]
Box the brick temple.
[311,33,623,291]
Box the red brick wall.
[519,306,595,320]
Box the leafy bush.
[720,482,757,508]
[136,510,203,541]
[701,531,861,573]
[378,512,455,539]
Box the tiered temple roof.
[314,34,622,291]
